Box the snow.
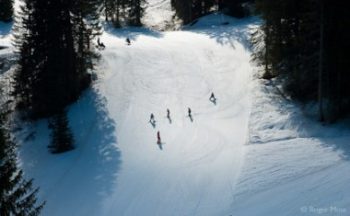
[143,0,175,30]
[1,1,350,215]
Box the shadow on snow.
[185,13,261,50]
[18,88,122,215]
[103,23,164,41]
[0,21,12,38]
[249,79,350,161]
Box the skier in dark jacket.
[157,131,161,144]
[166,109,170,118]
[209,92,217,104]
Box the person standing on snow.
[209,92,216,104]
[157,131,161,144]
[126,37,131,45]
[166,109,172,124]
[188,107,193,122]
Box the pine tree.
[171,0,193,25]
[0,0,13,22]
[127,0,146,26]
[104,0,126,27]
[48,110,74,154]
[13,0,101,118]
[171,0,215,25]
[252,0,350,121]
[0,96,44,215]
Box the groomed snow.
[1,3,349,215]
[16,14,256,216]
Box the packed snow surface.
[1,4,349,216]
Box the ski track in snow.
[96,24,253,216]
[3,13,255,216]
[1,2,349,215]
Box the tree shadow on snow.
[186,14,261,50]
[18,88,123,215]
[62,88,122,214]
[249,79,350,161]
[0,21,12,38]
[103,24,164,41]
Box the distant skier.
[97,38,105,49]
[166,108,172,124]
[150,113,155,123]
[209,92,216,104]
[157,131,161,144]
[166,109,170,118]
[188,107,193,122]
[126,37,131,45]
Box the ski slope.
[1,4,349,215]
[97,20,253,216]
[16,14,255,216]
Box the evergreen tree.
[171,0,215,25]
[104,0,127,27]
[171,0,193,24]
[219,0,252,17]
[13,0,101,118]
[0,91,44,215]
[252,0,350,121]
[127,0,146,26]
[48,110,74,154]
[0,0,13,22]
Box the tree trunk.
[318,0,324,122]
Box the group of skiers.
[152,92,217,146]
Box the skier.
[157,131,161,144]
[209,92,216,104]
[126,37,131,45]
[150,113,155,123]
[166,108,172,124]
[188,107,193,122]
[97,38,105,49]
[166,109,170,118]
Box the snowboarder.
[157,131,161,144]
[209,92,216,104]
[126,37,131,45]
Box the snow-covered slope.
[228,79,350,215]
[18,14,257,216]
[1,3,349,215]
[143,0,175,30]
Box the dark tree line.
[12,0,101,152]
[0,0,13,22]
[104,0,146,27]
[171,0,215,24]
[1,0,45,213]
[171,0,253,25]
[218,0,254,18]
[252,0,350,122]
[0,87,44,215]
